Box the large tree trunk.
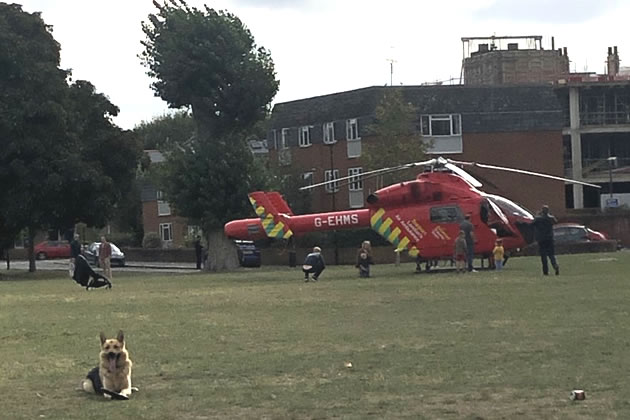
[205,230,239,271]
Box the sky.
[15,0,630,130]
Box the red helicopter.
[224,157,600,267]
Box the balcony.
[581,111,630,127]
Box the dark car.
[83,242,126,267]
[235,240,261,267]
[34,240,71,260]
[553,223,608,244]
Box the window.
[323,122,336,144]
[430,206,462,223]
[281,128,289,149]
[324,169,340,193]
[159,223,173,242]
[348,167,363,191]
[156,190,171,216]
[421,114,462,136]
[302,171,314,187]
[346,118,360,140]
[299,126,312,147]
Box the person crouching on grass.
[493,239,505,271]
[302,246,325,282]
[453,231,467,274]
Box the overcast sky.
[16,0,630,130]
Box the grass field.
[1,252,630,419]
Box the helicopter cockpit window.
[430,206,462,224]
[485,194,534,220]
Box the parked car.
[83,242,126,267]
[235,240,261,267]
[34,240,71,260]
[553,223,608,243]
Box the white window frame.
[281,128,289,149]
[346,118,360,140]
[299,126,312,147]
[323,122,336,144]
[156,190,171,216]
[421,114,462,136]
[348,167,363,191]
[159,223,173,242]
[324,169,340,193]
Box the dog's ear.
[117,330,125,344]
[100,332,106,345]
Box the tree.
[0,4,141,271]
[362,88,427,188]
[134,111,196,150]
[141,0,279,270]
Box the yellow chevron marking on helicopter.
[282,230,292,239]
[370,208,421,257]
[269,222,285,237]
[388,227,401,243]
[255,206,265,216]
[396,237,410,251]
[378,218,393,235]
[261,213,274,229]
[370,208,386,227]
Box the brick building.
[140,150,192,247]
[462,35,569,85]
[266,84,568,216]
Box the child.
[356,240,373,277]
[453,231,467,273]
[493,239,505,271]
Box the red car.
[553,223,608,243]
[34,240,71,260]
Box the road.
[5,259,198,273]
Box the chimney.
[478,43,489,53]
[608,46,620,75]
[552,36,555,50]
[507,43,518,51]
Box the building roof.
[271,84,564,133]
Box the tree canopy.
[141,0,279,270]
[0,3,141,269]
[141,0,279,137]
[362,88,427,188]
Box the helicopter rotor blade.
[444,162,483,188]
[448,159,602,189]
[298,159,438,191]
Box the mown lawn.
[1,252,630,419]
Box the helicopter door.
[481,199,514,237]
[425,205,463,257]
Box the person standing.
[532,205,559,276]
[492,239,505,271]
[453,231,467,273]
[194,235,204,269]
[69,233,82,276]
[302,246,326,282]
[356,240,373,278]
[99,235,113,279]
[460,214,476,272]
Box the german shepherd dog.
[81,330,136,400]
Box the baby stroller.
[72,255,112,290]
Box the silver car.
[84,242,126,267]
